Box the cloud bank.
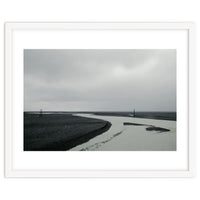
[24,49,176,111]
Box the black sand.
[24,113,111,151]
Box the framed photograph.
[5,22,196,177]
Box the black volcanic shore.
[24,113,111,151]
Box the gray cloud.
[24,49,176,111]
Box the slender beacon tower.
[133,109,135,117]
[39,109,43,117]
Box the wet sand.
[71,114,176,151]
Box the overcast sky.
[24,49,176,112]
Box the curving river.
[70,114,176,151]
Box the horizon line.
[24,110,177,112]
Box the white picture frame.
[5,22,196,178]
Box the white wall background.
[0,0,199,200]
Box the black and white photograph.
[24,49,176,151]
[5,22,195,178]
[1,1,199,198]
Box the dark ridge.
[146,126,170,132]
[123,122,170,133]
[24,113,111,151]
[123,122,147,126]
[36,122,111,151]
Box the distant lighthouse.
[39,109,43,117]
[133,109,136,117]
